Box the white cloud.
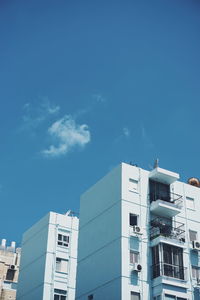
[42,115,91,157]
[21,99,60,131]
[123,127,130,138]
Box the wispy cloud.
[42,115,91,157]
[21,99,60,131]
[74,93,106,119]
[123,127,130,138]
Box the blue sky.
[0,0,200,244]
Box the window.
[163,244,184,280]
[186,196,195,210]
[189,230,197,242]
[130,250,139,264]
[88,295,93,300]
[56,257,68,273]
[54,289,67,300]
[6,269,15,281]
[129,214,138,226]
[152,244,184,280]
[149,179,170,203]
[129,178,138,191]
[165,296,187,300]
[131,292,140,300]
[165,296,175,300]
[57,234,69,247]
[153,296,161,300]
[192,266,200,279]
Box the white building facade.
[17,211,79,300]
[76,162,200,300]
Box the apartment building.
[0,239,21,300]
[17,211,79,300]
[75,162,200,300]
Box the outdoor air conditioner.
[133,226,141,234]
[9,265,16,270]
[193,241,200,250]
[132,263,142,272]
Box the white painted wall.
[76,165,122,300]
[76,162,200,300]
[17,211,79,300]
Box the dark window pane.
[130,214,137,226]
[58,234,62,241]
[54,295,59,300]
[6,269,15,281]
[149,180,170,202]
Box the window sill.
[55,271,68,275]
[128,189,139,194]
[186,208,196,211]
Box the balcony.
[149,167,180,185]
[152,262,187,281]
[150,217,185,245]
[150,192,183,218]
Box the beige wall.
[0,244,21,300]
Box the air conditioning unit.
[133,226,141,234]
[193,241,200,250]
[9,265,16,270]
[132,263,142,272]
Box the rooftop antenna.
[154,158,159,169]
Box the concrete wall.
[16,213,50,300]
[76,165,122,300]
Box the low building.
[17,210,79,300]
[0,239,21,300]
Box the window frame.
[189,230,197,242]
[129,213,138,227]
[57,233,70,248]
[131,291,140,300]
[186,196,195,210]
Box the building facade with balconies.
[75,162,200,300]
[16,211,79,300]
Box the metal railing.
[150,192,183,208]
[150,217,185,242]
[152,262,187,281]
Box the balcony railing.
[150,192,183,208]
[150,217,185,242]
[152,262,187,281]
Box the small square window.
[189,230,197,242]
[130,250,139,264]
[56,257,68,273]
[131,292,140,300]
[129,179,138,191]
[129,214,138,226]
[57,233,70,248]
[186,196,195,210]
[54,289,67,300]
[192,266,200,279]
